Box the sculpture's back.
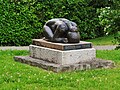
[43,18,80,43]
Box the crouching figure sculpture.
[43,18,80,43]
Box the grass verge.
[0,50,120,90]
[86,35,116,46]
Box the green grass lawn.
[86,35,117,46]
[0,50,120,90]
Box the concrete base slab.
[14,56,114,72]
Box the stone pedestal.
[29,45,96,65]
[14,39,114,72]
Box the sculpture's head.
[67,32,80,43]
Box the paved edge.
[0,45,117,50]
[0,46,29,50]
[93,45,117,50]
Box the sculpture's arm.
[43,25,53,40]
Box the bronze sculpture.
[43,18,80,43]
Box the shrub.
[0,0,43,46]
[97,0,120,44]
[0,0,114,46]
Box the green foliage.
[0,50,120,89]
[115,45,120,50]
[0,0,43,46]
[98,7,120,34]
[0,0,116,46]
[86,0,114,8]
[0,0,98,46]
[114,32,120,45]
[97,0,120,44]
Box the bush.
[114,32,120,44]
[98,7,120,34]
[97,0,120,44]
[0,0,113,46]
[0,0,43,46]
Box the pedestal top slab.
[32,39,92,51]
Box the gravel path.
[93,45,117,50]
[0,45,117,50]
[0,46,29,50]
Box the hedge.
[0,0,114,46]
[0,0,42,46]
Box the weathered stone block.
[29,45,96,65]
[14,56,115,72]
